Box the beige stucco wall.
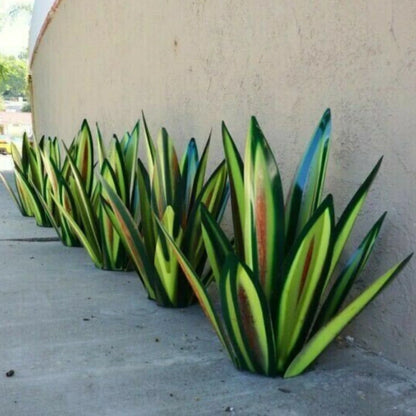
[31,0,416,367]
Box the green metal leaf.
[220,256,256,373]
[180,138,199,211]
[99,160,123,269]
[27,137,44,196]
[123,121,140,203]
[15,174,34,216]
[152,128,180,217]
[40,148,59,196]
[277,196,334,372]
[100,178,159,300]
[74,119,94,196]
[49,137,61,168]
[314,212,387,331]
[183,161,229,275]
[95,123,106,169]
[243,116,285,305]
[154,206,183,305]
[137,159,157,259]
[62,145,101,254]
[39,151,62,225]
[327,157,383,283]
[221,254,275,375]
[20,133,31,174]
[42,174,55,216]
[188,134,210,212]
[5,141,32,215]
[222,121,245,258]
[108,136,128,204]
[199,161,229,219]
[10,139,23,171]
[33,185,63,242]
[285,109,331,250]
[142,111,157,181]
[52,193,103,267]
[284,253,413,378]
[41,148,79,245]
[201,205,233,283]
[58,179,80,246]
[14,165,47,226]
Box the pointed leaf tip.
[284,251,413,378]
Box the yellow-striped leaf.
[123,121,140,203]
[62,145,101,255]
[52,193,103,267]
[221,255,275,375]
[95,123,106,169]
[154,206,183,305]
[284,254,413,378]
[326,157,383,285]
[100,178,159,301]
[58,179,80,246]
[137,160,157,259]
[244,116,285,305]
[108,137,128,204]
[285,109,331,250]
[201,205,233,283]
[153,128,180,215]
[183,162,228,269]
[142,111,157,181]
[74,120,94,196]
[100,161,123,269]
[277,196,334,372]
[314,212,387,331]
[222,121,245,258]
[14,165,45,225]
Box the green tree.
[0,54,28,98]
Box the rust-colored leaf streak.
[62,188,73,216]
[114,207,144,272]
[104,213,114,244]
[204,192,213,209]
[298,238,315,304]
[238,285,262,369]
[255,186,267,289]
[63,195,71,214]
[81,149,89,184]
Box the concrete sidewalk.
[1,154,416,416]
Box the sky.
[0,0,34,56]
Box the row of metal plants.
[0,109,411,378]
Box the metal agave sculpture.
[41,120,96,247]
[50,120,140,270]
[100,115,229,307]
[0,122,97,243]
[159,109,412,377]
[0,133,60,227]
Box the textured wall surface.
[30,0,416,367]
